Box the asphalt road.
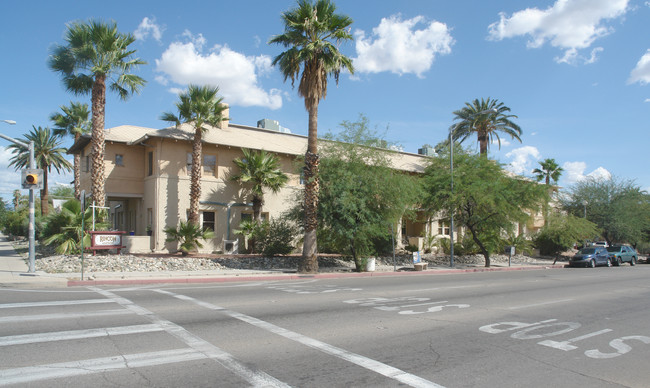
[1,265,649,387]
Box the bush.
[256,218,297,257]
[2,210,28,238]
[164,221,215,256]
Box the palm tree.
[451,98,522,156]
[49,20,146,209]
[50,102,90,200]
[8,126,72,216]
[269,0,354,273]
[160,85,228,225]
[533,158,563,185]
[231,148,289,223]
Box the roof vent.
[418,145,436,156]
[257,119,292,134]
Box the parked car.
[606,245,637,266]
[592,241,608,248]
[569,247,611,268]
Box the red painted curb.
[66,265,565,287]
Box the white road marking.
[507,299,575,310]
[0,324,164,346]
[88,287,290,388]
[155,288,445,388]
[0,298,114,309]
[0,349,207,386]
[0,309,131,323]
[538,329,614,351]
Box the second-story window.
[115,154,124,166]
[203,154,216,176]
[147,152,153,176]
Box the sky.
[1,0,649,201]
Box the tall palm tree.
[270,0,354,273]
[50,102,90,200]
[451,98,522,156]
[231,148,289,223]
[49,20,146,209]
[8,126,72,216]
[160,85,228,226]
[533,158,563,185]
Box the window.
[438,221,450,236]
[84,155,90,172]
[147,152,153,176]
[115,154,124,166]
[202,211,215,232]
[203,154,216,175]
[186,153,192,173]
[241,212,268,222]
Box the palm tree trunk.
[40,169,49,216]
[74,133,81,200]
[478,131,488,156]
[189,128,203,226]
[300,102,320,274]
[252,196,263,224]
[91,76,107,208]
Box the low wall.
[124,236,151,253]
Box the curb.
[67,264,565,287]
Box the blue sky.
[1,0,649,201]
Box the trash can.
[365,257,376,272]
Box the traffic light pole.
[27,141,35,273]
[0,132,36,273]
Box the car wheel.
[631,257,636,266]
[589,259,595,268]
[616,258,622,266]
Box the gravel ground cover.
[10,238,558,273]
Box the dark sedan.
[569,247,611,268]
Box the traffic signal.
[21,169,43,189]
[25,173,37,185]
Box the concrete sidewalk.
[0,235,565,288]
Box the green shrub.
[256,218,297,257]
[164,220,215,256]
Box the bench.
[414,262,428,271]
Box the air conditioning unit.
[223,239,239,254]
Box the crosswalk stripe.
[0,324,163,346]
[0,299,113,309]
[0,309,132,323]
[88,287,291,388]
[0,349,206,386]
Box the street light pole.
[449,108,498,268]
[0,121,37,273]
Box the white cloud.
[487,0,629,65]
[354,15,454,77]
[645,98,650,103]
[134,17,164,42]
[562,161,611,184]
[492,138,511,147]
[505,146,540,175]
[155,32,282,109]
[628,49,650,85]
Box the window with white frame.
[438,221,450,236]
[202,211,216,232]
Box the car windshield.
[579,248,597,254]
[606,247,622,253]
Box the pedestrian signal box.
[21,169,43,189]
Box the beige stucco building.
[68,112,543,255]
[68,112,437,254]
